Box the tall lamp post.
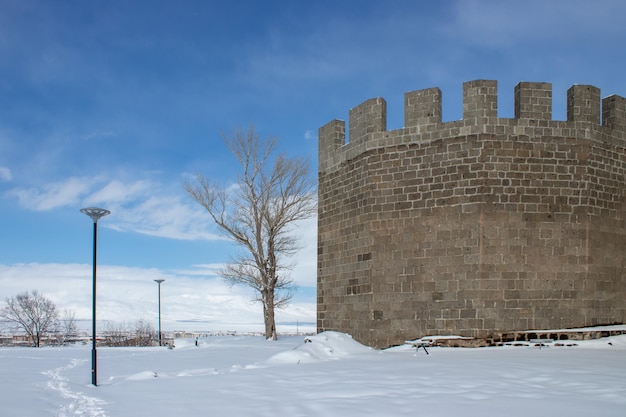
[154,279,165,346]
[81,207,110,387]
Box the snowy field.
[1,331,625,417]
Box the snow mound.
[172,338,197,349]
[126,371,160,381]
[266,331,373,365]
[123,368,219,382]
[576,334,626,349]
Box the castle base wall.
[360,205,625,348]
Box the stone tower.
[317,80,626,348]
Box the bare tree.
[132,319,156,346]
[55,310,79,345]
[0,291,59,347]
[102,321,130,346]
[184,125,316,340]
[101,320,156,346]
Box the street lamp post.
[154,279,165,346]
[81,207,110,387]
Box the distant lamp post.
[81,207,110,387]
[154,279,165,346]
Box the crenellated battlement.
[319,80,626,173]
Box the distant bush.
[101,320,157,347]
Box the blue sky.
[1,0,625,332]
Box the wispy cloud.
[7,176,97,211]
[101,193,223,241]
[0,166,12,181]
[83,177,219,240]
[5,175,222,241]
[290,216,317,288]
[445,0,626,48]
[236,6,439,93]
[84,179,154,205]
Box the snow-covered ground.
[1,331,625,416]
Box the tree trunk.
[263,291,277,341]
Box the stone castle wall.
[317,80,626,348]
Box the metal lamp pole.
[81,207,110,387]
[154,279,165,346]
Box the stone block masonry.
[317,80,626,348]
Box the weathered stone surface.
[318,80,626,349]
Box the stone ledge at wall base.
[489,326,626,345]
[405,326,626,349]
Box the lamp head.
[81,207,111,223]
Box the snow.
[1,331,625,416]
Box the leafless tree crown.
[1,290,59,347]
[184,125,316,339]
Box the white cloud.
[0,166,12,181]
[446,0,626,48]
[238,9,415,90]
[7,176,96,211]
[5,175,222,241]
[99,193,223,241]
[0,262,316,330]
[290,216,317,288]
[80,177,222,241]
[84,179,154,205]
